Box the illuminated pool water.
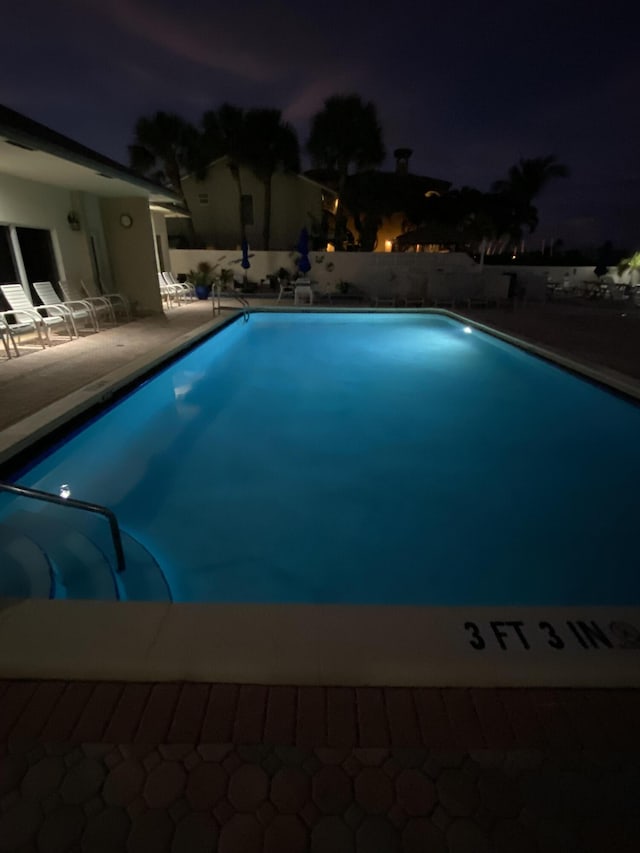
[2,311,640,605]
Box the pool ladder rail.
[213,286,250,322]
[0,481,172,601]
[0,480,125,573]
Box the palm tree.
[128,111,200,203]
[242,109,300,250]
[491,155,569,241]
[307,94,385,249]
[201,104,250,245]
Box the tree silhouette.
[491,155,569,240]
[242,109,300,250]
[307,94,385,249]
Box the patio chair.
[0,283,74,345]
[163,271,195,301]
[79,280,130,321]
[277,277,295,302]
[157,273,183,308]
[33,281,98,335]
[59,280,116,326]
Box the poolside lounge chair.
[158,273,184,308]
[79,280,130,321]
[59,280,116,326]
[33,281,98,335]
[0,283,73,345]
[163,271,195,301]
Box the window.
[197,193,209,205]
[0,226,18,283]
[241,194,254,226]
[15,227,59,301]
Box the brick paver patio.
[2,298,640,850]
[1,681,640,852]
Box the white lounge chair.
[79,280,130,321]
[163,271,195,301]
[157,272,184,308]
[59,280,116,326]
[0,283,73,345]
[33,281,98,335]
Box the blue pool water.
[3,311,640,605]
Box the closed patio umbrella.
[297,227,311,275]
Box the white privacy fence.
[168,249,615,304]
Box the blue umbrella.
[241,239,251,270]
[297,227,311,275]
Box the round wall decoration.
[119,213,133,229]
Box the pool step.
[0,523,54,598]
[2,510,118,600]
[0,509,171,601]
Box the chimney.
[394,148,413,176]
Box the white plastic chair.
[59,280,115,326]
[163,271,195,300]
[79,280,130,321]
[33,281,97,335]
[0,283,73,344]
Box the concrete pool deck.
[1,298,640,850]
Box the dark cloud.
[3,0,639,247]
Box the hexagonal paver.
[312,766,352,815]
[83,806,131,850]
[356,815,400,853]
[477,768,523,818]
[37,804,85,853]
[402,818,447,853]
[1,753,27,795]
[264,815,308,853]
[270,767,310,814]
[311,816,353,853]
[227,765,268,812]
[0,800,41,848]
[446,818,490,853]
[172,812,218,853]
[103,760,146,807]
[436,768,479,817]
[185,762,227,811]
[218,814,263,853]
[354,768,393,815]
[21,756,65,800]
[491,818,537,853]
[395,769,436,817]
[144,762,186,809]
[60,758,106,804]
[127,808,174,853]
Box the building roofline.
[0,103,183,203]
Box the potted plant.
[187,261,216,300]
[218,268,234,291]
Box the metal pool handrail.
[0,481,126,574]
[215,286,250,322]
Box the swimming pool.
[2,310,640,606]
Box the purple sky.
[4,0,639,250]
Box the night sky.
[4,0,639,251]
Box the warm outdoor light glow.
[384,240,393,252]
[59,484,71,499]
[326,243,335,252]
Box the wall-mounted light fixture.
[67,211,81,231]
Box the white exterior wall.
[169,249,478,298]
[0,172,95,286]
[100,196,163,314]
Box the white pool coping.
[1,308,639,686]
